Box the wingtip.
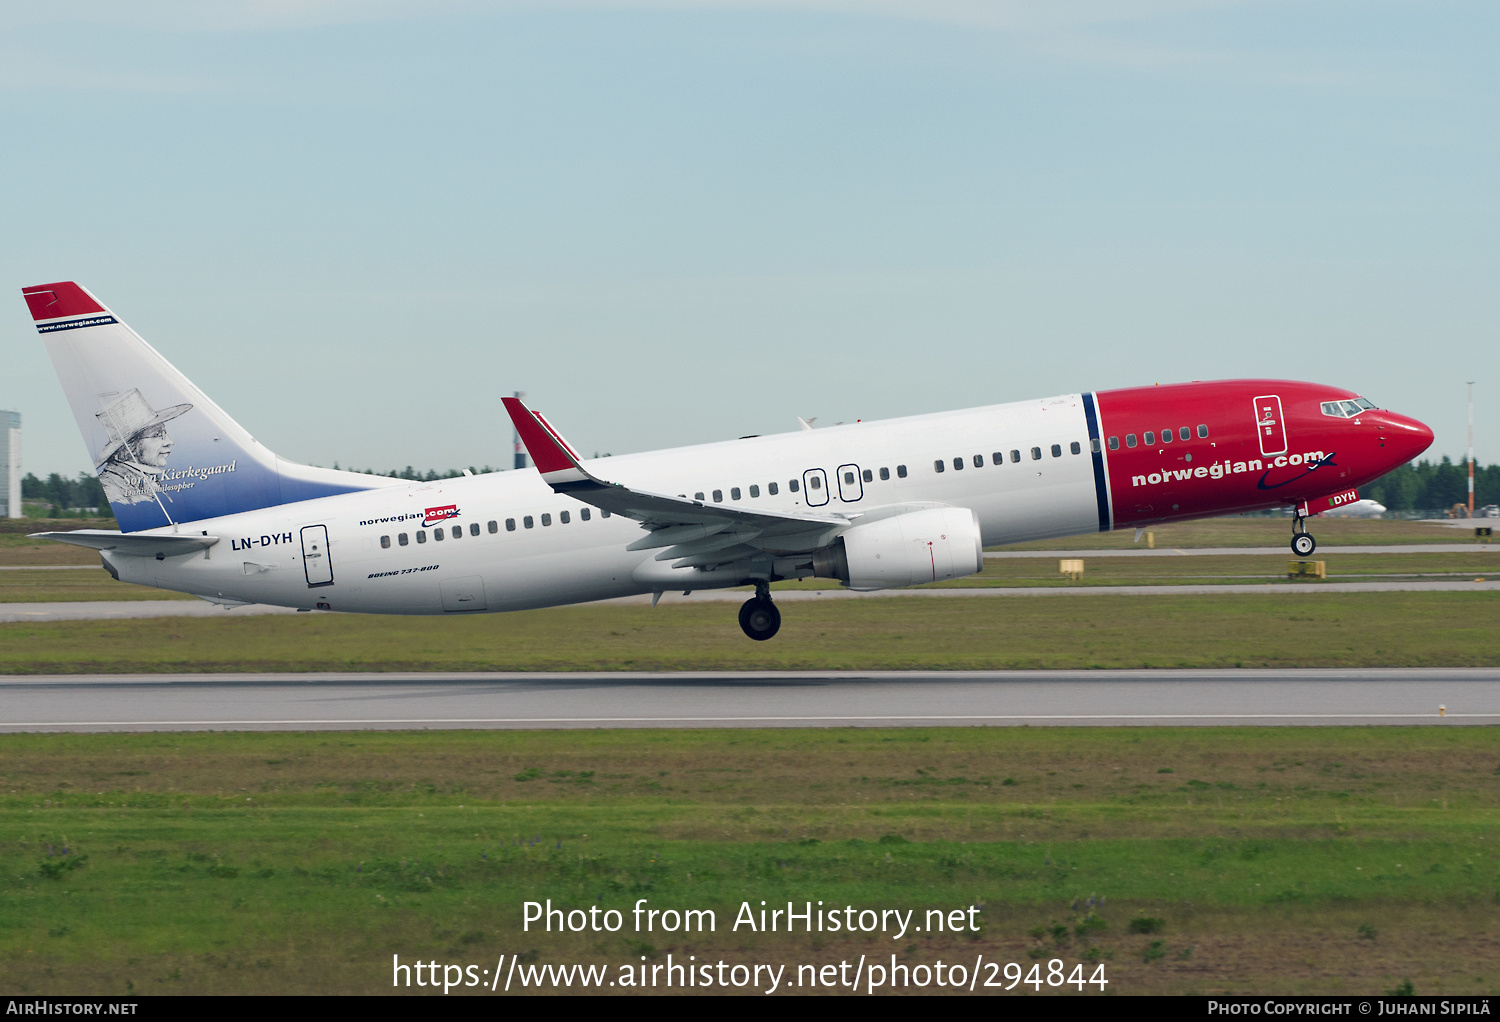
[501,396,582,476]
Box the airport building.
[1,410,18,518]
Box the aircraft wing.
[502,397,852,566]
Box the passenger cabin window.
[1197,424,1209,438]
[1126,434,1137,448]
[560,510,570,524]
[934,460,945,473]
[896,465,907,478]
[1144,431,1155,446]
[451,525,461,538]
[731,487,741,500]
[879,467,890,480]
[789,479,799,492]
[1072,441,1083,455]
[713,490,723,502]
[1161,429,1172,444]
[399,533,409,546]
[380,535,390,548]
[486,521,496,534]
[580,508,591,521]
[862,469,873,483]
[416,530,427,543]
[1179,427,1191,441]
[769,482,779,495]
[601,509,610,517]
[749,485,760,498]
[953,457,964,471]
[992,452,1003,465]
[1108,436,1119,450]
[694,491,704,501]
[524,516,534,529]
[541,513,552,526]
[843,471,855,485]
[972,455,982,468]
[809,476,821,489]
[505,518,516,531]
[1009,450,1020,463]
[1030,447,1042,460]
[433,528,444,541]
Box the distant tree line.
[341,465,500,481]
[19,465,503,519]
[20,472,109,517]
[1360,457,1500,511]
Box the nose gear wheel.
[1290,513,1317,556]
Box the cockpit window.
[1321,399,1376,419]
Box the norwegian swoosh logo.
[1256,452,1338,491]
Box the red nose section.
[1381,412,1435,466]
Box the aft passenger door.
[300,525,334,588]
[802,468,829,507]
[1253,395,1287,457]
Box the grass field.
[0,569,195,603]
[0,521,116,567]
[2,727,1495,995]
[2,591,1499,673]
[12,552,1500,611]
[7,549,1499,604]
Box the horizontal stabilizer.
[32,530,218,556]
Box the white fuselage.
[108,394,1100,613]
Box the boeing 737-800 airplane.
[23,281,1433,639]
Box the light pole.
[1467,382,1475,516]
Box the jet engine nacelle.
[812,506,984,591]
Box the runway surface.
[1,668,1495,731]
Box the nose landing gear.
[738,580,781,641]
[1290,513,1317,557]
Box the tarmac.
[1,668,1494,731]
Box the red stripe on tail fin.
[22,282,104,321]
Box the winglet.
[501,396,605,492]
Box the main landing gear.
[1290,514,1317,557]
[738,581,781,641]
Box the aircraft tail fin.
[22,281,396,532]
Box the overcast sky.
[3,1,1495,476]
